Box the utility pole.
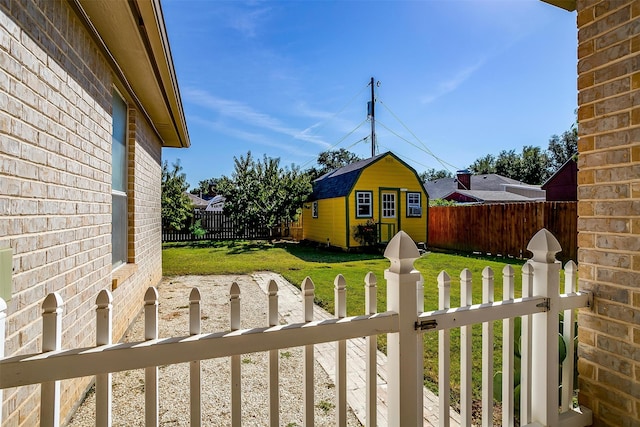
[368,77,376,158]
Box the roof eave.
[74,0,190,148]
[540,0,576,12]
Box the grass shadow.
[275,241,385,264]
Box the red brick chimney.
[456,169,471,190]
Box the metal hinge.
[415,319,438,331]
[536,298,551,311]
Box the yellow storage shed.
[302,151,428,249]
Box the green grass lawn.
[163,240,529,406]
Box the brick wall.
[1,0,164,425]
[576,0,640,425]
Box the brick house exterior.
[544,0,640,425]
[0,0,189,425]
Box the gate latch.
[415,319,438,331]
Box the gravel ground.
[66,275,361,426]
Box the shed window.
[407,192,422,217]
[356,191,372,218]
[312,201,318,218]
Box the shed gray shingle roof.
[309,152,388,200]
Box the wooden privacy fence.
[428,202,577,263]
[162,211,302,242]
[0,230,592,427]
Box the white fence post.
[0,298,6,427]
[364,272,377,427]
[334,274,347,427]
[96,290,113,427]
[438,271,451,427]
[384,231,420,427]
[230,282,241,427]
[527,229,562,427]
[302,277,315,427]
[267,280,279,427]
[41,292,63,427]
[144,287,159,427]
[416,273,424,424]
[189,287,202,427]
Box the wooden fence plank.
[428,202,577,262]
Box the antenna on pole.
[367,77,379,158]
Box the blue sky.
[161,0,577,188]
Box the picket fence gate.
[0,229,593,427]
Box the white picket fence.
[0,229,593,427]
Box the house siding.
[576,0,640,425]
[1,1,165,425]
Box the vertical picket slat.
[96,290,113,427]
[482,267,494,427]
[334,274,347,427]
[189,288,202,427]
[502,265,515,427]
[520,262,533,425]
[562,261,577,412]
[460,269,473,426]
[302,276,315,427]
[144,287,159,427]
[41,293,63,427]
[0,298,6,427]
[230,282,241,427]
[438,271,451,427]
[267,280,279,427]
[364,272,377,427]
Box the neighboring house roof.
[186,193,209,210]
[424,173,545,202]
[75,0,189,148]
[445,190,543,203]
[310,153,389,200]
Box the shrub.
[353,219,378,246]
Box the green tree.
[161,160,193,231]
[469,154,496,175]
[307,148,362,180]
[190,177,219,198]
[494,149,523,181]
[547,123,578,171]
[520,145,550,184]
[419,168,452,182]
[218,152,312,236]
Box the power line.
[378,99,460,172]
[376,119,459,171]
[299,118,369,168]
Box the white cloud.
[420,60,486,104]
[184,89,331,151]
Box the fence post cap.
[96,289,113,308]
[144,287,159,303]
[527,228,561,263]
[189,287,201,302]
[43,292,63,313]
[384,231,420,274]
